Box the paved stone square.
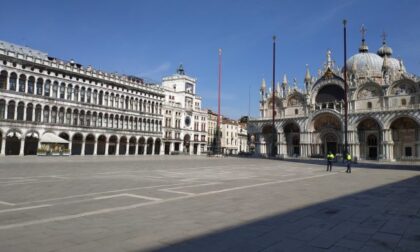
[0,156,419,251]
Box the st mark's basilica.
[248,29,420,161]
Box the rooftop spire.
[282,74,288,85]
[359,24,369,53]
[304,64,311,84]
[260,78,266,90]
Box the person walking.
[345,152,352,173]
[326,151,334,172]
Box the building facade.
[206,110,249,155]
[161,65,207,155]
[248,32,420,161]
[0,40,165,156]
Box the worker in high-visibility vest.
[345,152,352,173]
[326,151,334,172]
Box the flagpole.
[343,20,349,155]
[272,36,276,157]
[217,48,222,155]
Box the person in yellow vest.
[345,152,352,173]
[326,151,334,172]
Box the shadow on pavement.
[146,176,420,252]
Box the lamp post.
[272,36,277,157]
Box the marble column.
[93,140,97,156]
[0,137,5,156]
[19,138,24,156]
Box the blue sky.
[1,0,419,119]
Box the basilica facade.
[248,33,420,161]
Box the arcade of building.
[0,41,166,156]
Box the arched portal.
[5,130,21,155]
[183,134,190,154]
[129,137,136,155]
[97,135,106,155]
[146,137,153,155]
[310,113,342,156]
[108,135,118,155]
[71,133,83,155]
[390,117,420,160]
[357,118,381,160]
[261,124,277,156]
[119,136,127,155]
[283,122,300,157]
[85,134,95,155]
[138,137,145,155]
[24,132,39,155]
[315,85,345,103]
[154,138,161,155]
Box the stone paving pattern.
[0,156,419,251]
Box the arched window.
[35,105,42,122]
[73,110,79,126]
[86,88,91,103]
[80,87,85,102]
[28,76,35,94]
[26,103,33,121]
[52,81,58,98]
[98,91,103,105]
[67,84,73,100]
[79,111,85,126]
[66,108,72,124]
[114,95,118,108]
[59,108,65,124]
[9,73,17,91]
[17,102,24,120]
[86,112,91,126]
[60,83,65,99]
[51,107,57,123]
[7,101,15,120]
[110,94,115,107]
[44,80,51,97]
[104,93,109,106]
[43,106,50,123]
[98,113,102,127]
[74,86,79,101]
[18,74,26,92]
[36,78,43,95]
[0,100,5,119]
[0,70,7,89]
[93,90,98,104]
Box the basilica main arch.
[309,113,343,156]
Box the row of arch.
[257,113,420,160]
[0,70,163,115]
[0,99,162,132]
[0,131,163,156]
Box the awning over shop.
[40,133,69,144]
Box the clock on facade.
[184,116,191,127]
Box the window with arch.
[17,102,24,120]
[67,85,73,100]
[52,82,58,98]
[86,89,91,103]
[74,86,79,101]
[60,83,65,99]
[28,76,35,94]
[26,103,33,121]
[93,90,97,104]
[59,108,64,124]
[51,107,57,123]
[9,73,17,91]
[35,105,42,122]
[19,74,26,92]
[7,101,15,120]
[43,106,50,123]
[0,100,5,119]
[36,78,43,95]
[80,87,85,102]
[0,71,7,89]
[44,80,51,97]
